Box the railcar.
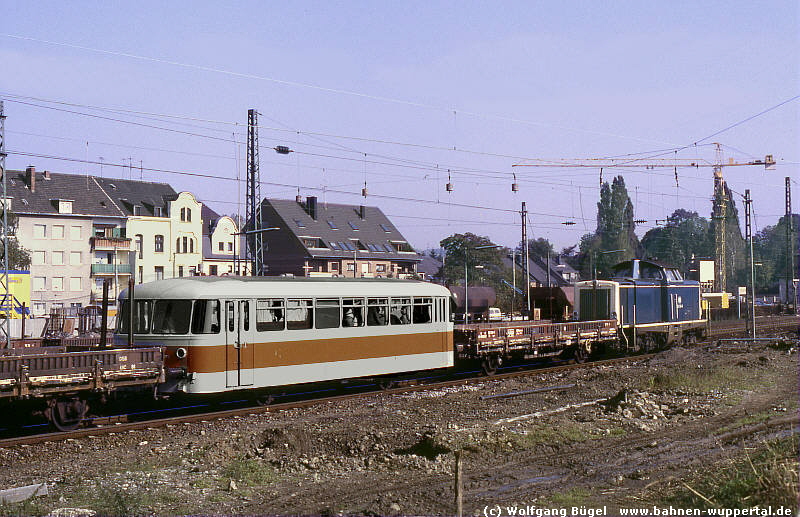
[574,259,706,351]
[116,277,453,395]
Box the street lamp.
[465,244,501,324]
[233,227,280,276]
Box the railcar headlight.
[175,347,188,360]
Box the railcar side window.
[152,300,192,334]
[413,297,433,324]
[227,301,235,332]
[342,298,365,327]
[367,298,388,326]
[257,299,285,331]
[241,301,250,331]
[286,299,313,330]
[316,299,341,329]
[191,300,220,334]
[390,297,412,325]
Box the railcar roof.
[121,276,450,300]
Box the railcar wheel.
[46,398,89,431]
[574,343,590,363]
[481,355,502,376]
[255,394,275,406]
[377,377,397,390]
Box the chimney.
[358,205,366,220]
[296,194,303,204]
[43,170,51,180]
[26,166,36,192]
[306,196,318,220]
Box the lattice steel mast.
[246,109,264,276]
[0,101,10,347]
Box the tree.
[577,175,639,278]
[0,210,30,270]
[439,233,520,313]
[641,209,712,272]
[439,233,504,286]
[753,213,799,293]
[516,237,554,260]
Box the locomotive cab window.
[367,298,388,326]
[316,299,341,329]
[287,299,313,330]
[390,297,412,325]
[257,299,285,331]
[342,298,364,327]
[191,299,220,334]
[152,300,192,334]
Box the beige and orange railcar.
[116,277,453,394]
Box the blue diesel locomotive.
[574,259,706,351]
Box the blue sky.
[1,1,797,251]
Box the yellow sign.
[0,270,31,318]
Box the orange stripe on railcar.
[185,331,453,374]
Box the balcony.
[91,263,132,276]
[91,237,131,251]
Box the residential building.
[201,205,247,275]
[6,167,206,315]
[256,196,420,277]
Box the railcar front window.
[390,297,412,325]
[152,300,192,334]
[367,298,388,326]
[287,299,313,330]
[191,300,220,334]
[316,299,341,329]
[118,300,153,333]
[257,299,285,331]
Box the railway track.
[1,316,795,448]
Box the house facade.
[6,167,210,315]
[201,205,247,276]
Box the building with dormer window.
[255,196,420,278]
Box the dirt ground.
[0,336,797,516]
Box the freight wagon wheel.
[46,398,89,431]
[481,355,502,376]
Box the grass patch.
[548,487,592,507]
[714,411,773,435]
[663,434,798,509]
[507,424,592,448]
[221,456,277,487]
[642,365,765,393]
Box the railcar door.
[225,300,254,388]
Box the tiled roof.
[6,169,123,217]
[92,176,176,216]
[264,198,420,263]
[5,169,177,218]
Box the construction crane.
[513,145,775,292]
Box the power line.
[0,34,681,146]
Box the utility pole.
[521,202,530,319]
[785,177,795,311]
[246,109,264,276]
[744,190,756,339]
[0,101,10,348]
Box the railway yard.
[0,320,796,516]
